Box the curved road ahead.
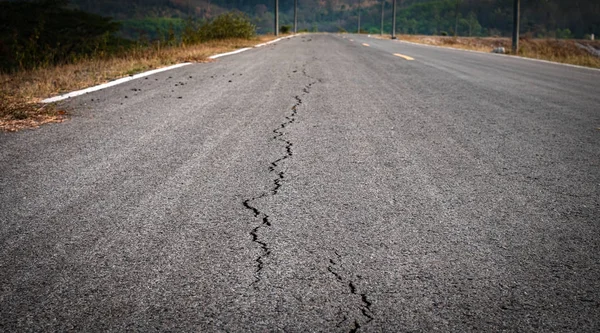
[1,34,599,331]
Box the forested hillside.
[2,0,599,40]
[63,0,599,38]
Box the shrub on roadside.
[280,25,291,34]
[182,18,202,45]
[197,12,256,42]
[0,0,126,72]
[555,28,573,39]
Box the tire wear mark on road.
[328,250,375,332]
[243,64,318,288]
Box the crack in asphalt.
[243,65,318,288]
[336,314,349,328]
[348,320,361,333]
[328,250,375,332]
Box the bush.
[556,28,573,39]
[0,0,126,72]
[198,12,256,42]
[182,18,201,45]
[280,25,291,34]
[120,18,186,41]
[439,31,449,36]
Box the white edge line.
[42,62,192,103]
[42,34,301,103]
[255,34,297,48]
[369,35,600,72]
[208,47,252,59]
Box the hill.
[62,0,599,38]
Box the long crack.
[328,250,375,332]
[243,65,318,287]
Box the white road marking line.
[209,48,252,59]
[42,63,192,103]
[42,35,302,103]
[394,53,415,61]
[371,36,600,72]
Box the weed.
[280,25,292,34]
[126,67,147,76]
[196,12,256,42]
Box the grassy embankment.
[0,36,280,132]
[373,34,600,69]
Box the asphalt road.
[1,34,599,332]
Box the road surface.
[1,34,599,331]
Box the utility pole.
[274,0,279,36]
[454,0,459,37]
[357,0,361,34]
[294,0,298,33]
[512,0,520,54]
[381,0,384,36]
[391,0,397,39]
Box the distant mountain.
[62,0,600,38]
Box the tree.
[0,0,124,71]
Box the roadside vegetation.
[374,34,600,68]
[0,0,269,131]
[67,0,598,40]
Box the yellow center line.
[394,53,415,61]
[362,43,370,47]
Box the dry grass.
[374,34,600,69]
[0,91,66,132]
[0,35,279,131]
[518,38,600,68]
